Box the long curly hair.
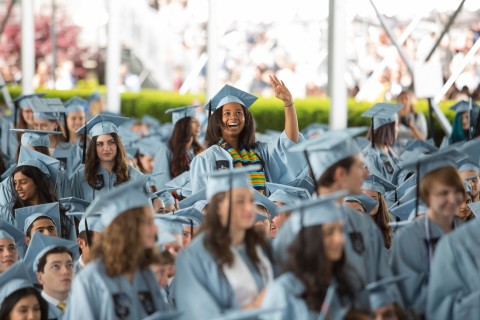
[202,192,270,270]
[205,105,256,149]
[168,117,204,178]
[85,133,130,187]
[284,225,355,311]
[88,207,158,277]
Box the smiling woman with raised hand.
[190,75,306,194]
[71,114,145,202]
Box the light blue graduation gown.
[66,260,169,320]
[46,301,63,320]
[426,218,480,319]
[52,142,82,180]
[174,233,270,320]
[391,216,445,316]
[273,205,397,312]
[70,164,144,202]
[190,131,306,193]
[362,145,402,185]
[260,272,347,320]
[152,144,196,190]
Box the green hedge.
[1,87,459,142]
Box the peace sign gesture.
[269,74,293,107]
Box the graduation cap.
[449,100,479,114]
[283,172,316,196]
[66,211,103,234]
[142,114,161,129]
[178,188,207,210]
[204,84,258,118]
[390,198,426,221]
[266,182,311,207]
[64,97,88,114]
[279,190,347,242]
[23,233,79,284]
[154,214,189,236]
[362,103,403,147]
[253,188,280,218]
[0,261,33,303]
[362,103,403,130]
[289,127,367,185]
[59,197,90,214]
[206,165,261,232]
[0,220,25,245]
[15,202,62,236]
[173,206,204,237]
[165,105,199,125]
[385,175,416,204]
[84,176,151,229]
[456,157,480,173]
[449,100,480,140]
[272,191,347,265]
[17,146,60,186]
[10,128,61,148]
[30,98,66,120]
[467,201,480,217]
[165,171,192,198]
[156,230,178,249]
[209,308,284,320]
[399,149,463,217]
[458,138,480,167]
[76,113,130,137]
[154,188,179,207]
[403,139,438,154]
[365,274,410,310]
[135,139,159,157]
[362,174,397,195]
[344,193,378,215]
[12,93,46,126]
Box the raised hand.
[269,74,293,106]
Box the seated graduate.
[260,192,356,320]
[15,202,63,246]
[30,96,82,179]
[190,75,306,194]
[361,103,405,185]
[395,90,427,151]
[174,166,274,319]
[448,100,479,145]
[67,177,169,319]
[391,150,466,318]
[1,147,60,225]
[0,261,49,320]
[454,182,475,226]
[0,221,24,272]
[275,128,399,313]
[24,233,79,319]
[59,197,103,274]
[63,97,88,147]
[71,114,145,202]
[427,201,480,319]
[361,174,396,250]
[153,105,205,189]
[457,158,480,202]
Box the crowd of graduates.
[0,74,479,320]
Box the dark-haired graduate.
[190,75,306,195]
[152,105,204,189]
[175,166,273,319]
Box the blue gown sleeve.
[390,224,427,314]
[152,144,173,190]
[0,177,13,207]
[174,248,224,319]
[189,149,227,194]
[70,166,86,200]
[65,274,97,320]
[426,235,480,320]
[255,131,306,185]
[260,279,290,320]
